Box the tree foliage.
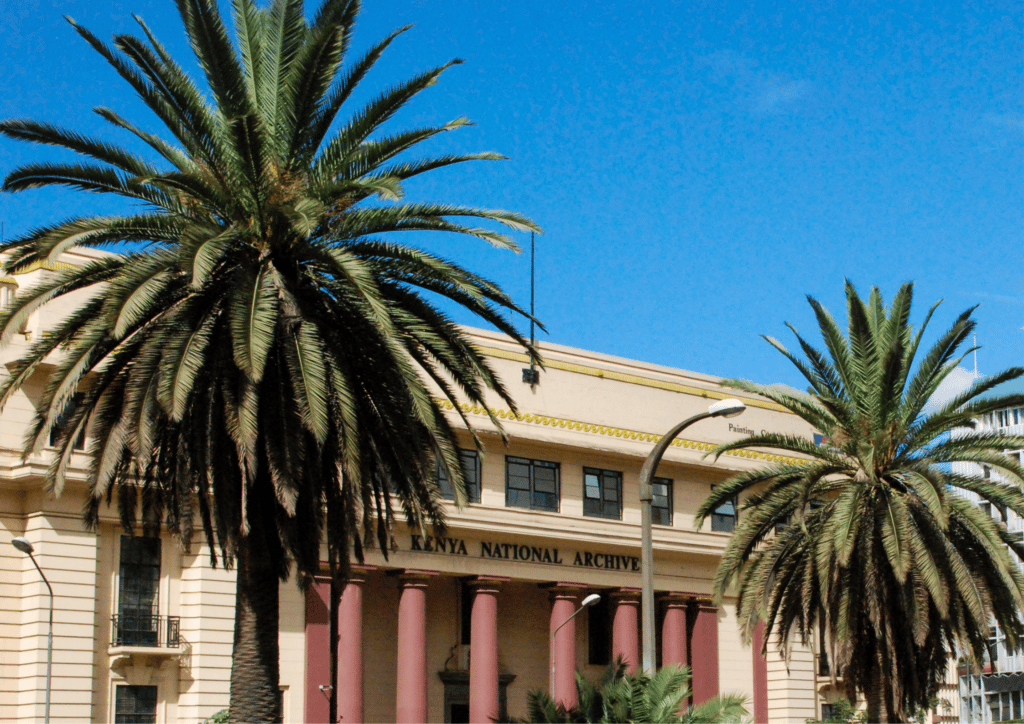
[511,660,746,724]
[697,281,1024,722]
[0,1,538,721]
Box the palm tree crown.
[0,1,537,721]
[696,281,1024,723]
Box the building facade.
[954,405,1024,723]
[3,248,849,723]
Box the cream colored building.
[2,248,850,723]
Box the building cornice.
[475,344,789,413]
[438,399,802,465]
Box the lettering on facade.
[410,535,469,555]
[480,542,563,564]
[728,423,775,436]
[405,535,638,570]
[572,551,640,571]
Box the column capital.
[540,581,587,602]
[389,568,438,587]
[610,587,641,604]
[658,592,690,607]
[467,575,509,594]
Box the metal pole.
[26,550,53,724]
[639,411,714,676]
[549,597,598,702]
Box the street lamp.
[639,398,746,676]
[550,593,601,700]
[13,536,53,724]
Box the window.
[114,685,157,724]
[588,594,612,665]
[652,477,673,526]
[505,456,559,512]
[710,487,736,533]
[48,393,86,450]
[583,468,622,520]
[437,449,481,504]
[116,536,161,646]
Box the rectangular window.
[583,468,622,520]
[437,449,481,504]
[114,685,157,724]
[505,456,559,512]
[48,393,86,450]
[116,536,161,646]
[711,487,737,533]
[651,477,672,526]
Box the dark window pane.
[652,477,672,526]
[583,468,621,520]
[115,685,157,724]
[505,457,560,512]
[710,486,737,532]
[588,595,611,665]
[118,537,160,645]
[437,449,481,503]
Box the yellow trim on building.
[438,399,802,465]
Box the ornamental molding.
[436,399,802,465]
[475,344,788,413]
[6,260,77,275]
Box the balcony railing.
[111,614,180,648]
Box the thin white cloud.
[700,50,812,115]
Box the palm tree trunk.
[866,664,886,724]
[229,534,283,724]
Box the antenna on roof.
[522,231,540,387]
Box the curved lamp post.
[639,398,746,676]
[13,536,53,724]
[550,593,601,700]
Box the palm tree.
[512,661,746,724]
[696,281,1024,723]
[0,1,538,721]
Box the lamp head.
[581,593,601,608]
[12,536,33,554]
[708,398,746,419]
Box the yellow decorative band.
[475,345,788,413]
[7,260,77,275]
[0,277,18,285]
[437,399,801,465]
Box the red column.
[469,577,505,724]
[396,572,432,724]
[690,600,719,706]
[304,580,331,724]
[660,594,689,668]
[611,588,641,673]
[752,621,768,723]
[548,586,583,708]
[338,569,368,723]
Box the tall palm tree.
[696,281,1024,723]
[0,1,538,721]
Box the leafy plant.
[511,660,746,723]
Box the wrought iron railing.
[111,613,180,648]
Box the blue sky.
[1,0,1021,392]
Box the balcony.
[111,614,181,648]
